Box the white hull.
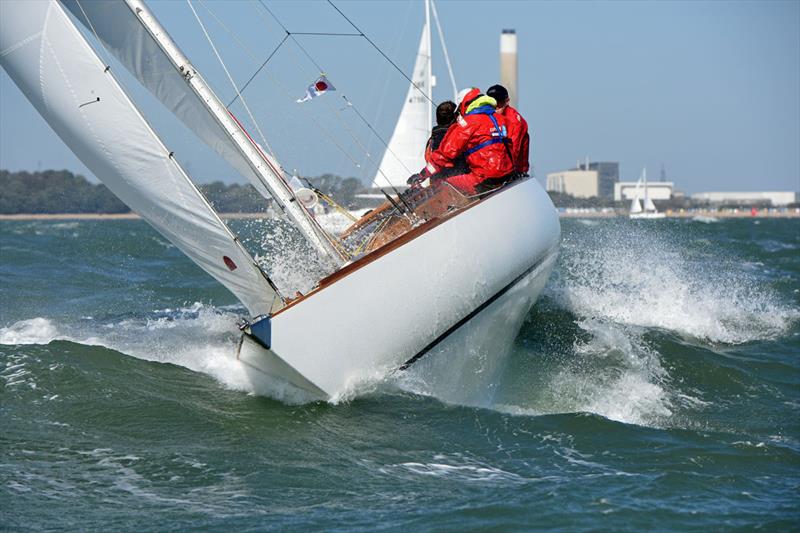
[629,212,666,219]
[239,178,560,400]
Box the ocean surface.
[1,217,798,530]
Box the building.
[691,191,797,207]
[546,169,599,198]
[546,159,618,199]
[615,181,674,201]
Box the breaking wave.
[550,222,798,344]
[0,304,317,405]
[489,220,799,428]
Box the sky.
[1,0,798,194]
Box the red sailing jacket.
[425,96,515,181]
[497,104,530,174]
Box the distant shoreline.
[1,210,798,221]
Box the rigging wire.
[208,1,379,185]
[194,0,417,222]
[187,0,351,262]
[252,0,412,199]
[226,33,289,108]
[186,0,278,159]
[198,0,290,108]
[326,0,434,105]
[74,0,113,68]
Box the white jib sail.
[370,0,433,189]
[60,0,344,266]
[0,0,281,316]
[630,176,644,214]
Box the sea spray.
[550,220,798,344]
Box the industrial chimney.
[500,29,518,106]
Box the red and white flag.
[296,75,336,103]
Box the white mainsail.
[61,0,344,266]
[370,0,433,189]
[0,0,281,316]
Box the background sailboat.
[369,0,458,191]
[629,167,666,219]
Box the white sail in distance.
[630,176,644,213]
[0,0,281,316]
[61,0,344,266]
[370,0,433,189]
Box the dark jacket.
[425,124,468,178]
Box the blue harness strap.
[463,107,509,156]
[464,137,504,155]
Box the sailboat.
[0,0,560,401]
[369,0,457,191]
[629,168,666,219]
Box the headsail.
[61,0,345,267]
[630,177,644,214]
[370,0,433,190]
[0,0,281,316]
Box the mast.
[424,0,433,131]
[430,0,458,101]
[643,167,649,211]
[125,0,345,266]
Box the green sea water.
[1,217,798,530]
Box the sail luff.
[370,7,433,189]
[424,0,432,132]
[61,0,345,267]
[0,0,282,316]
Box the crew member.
[423,100,468,180]
[423,87,515,194]
[486,84,529,176]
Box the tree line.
[0,170,365,214]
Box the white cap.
[456,88,473,107]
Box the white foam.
[0,317,63,345]
[552,224,798,344]
[497,318,677,427]
[391,453,526,484]
[691,215,719,223]
[0,305,318,404]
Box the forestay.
[0,0,281,316]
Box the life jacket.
[462,95,512,161]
